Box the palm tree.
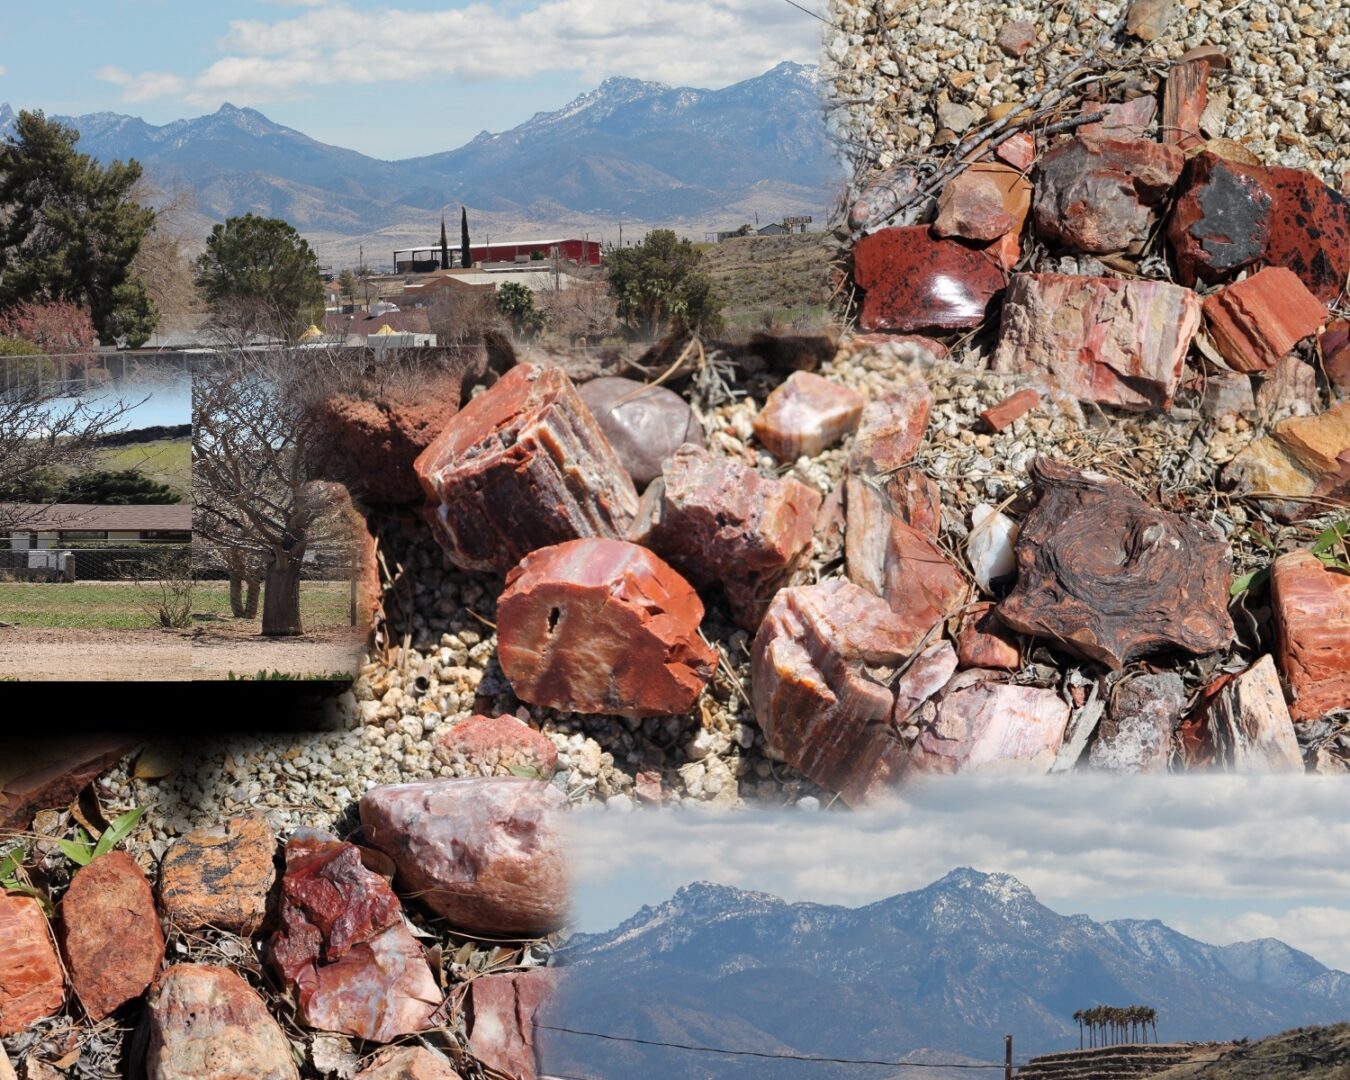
[1074,1009,1084,1050]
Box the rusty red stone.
[998,459,1233,669]
[1162,58,1210,150]
[414,363,639,574]
[60,850,166,1021]
[1319,319,1350,395]
[753,371,866,461]
[634,445,820,630]
[0,895,64,1036]
[1271,550,1350,722]
[0,739,133,832]
[497,538,715,716]
[1078,95,1157,140]
[268,829,441,1042]
[853,225,1008,333]
[848,383,934,475]
[956,603,1021,671]
[996,19,1036,57]
[1033,135,1184,253]
[994,131,1036,173]
[359,779,567,936]
[145,965,300,1080]
[991,273,1201,410]
[468,969,558,1080]
[158,813,277,937]
[1202,266,1327,373]
[433,714,559,778]
[980,388,1041,432]
[751,579,922,805]
[1168,152,1350,301]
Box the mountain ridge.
[546,870,1350,1079]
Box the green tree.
[0,110,157,346]
[496,281,545,339]
[337,269,357,298]
[604,229,721,338]
[194,213,323,341]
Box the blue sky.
[567,776,1350,972]
[0,0,824,159]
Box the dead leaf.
[310,1033,359,1079]
[23,1055,62,1080]
[134,746,180,781]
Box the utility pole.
[1005,1035,1013,1080]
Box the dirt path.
[190,624,366,680]
[0,628,193,681]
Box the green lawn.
[0,581,156,629]
[97,438,191,498]
[193,580,355,630]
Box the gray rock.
[1088,672,1186,773]
[577,376,704,487]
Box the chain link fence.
[0,539,191,582]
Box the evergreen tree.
[440,214,450,270]
[0,111,156,346]
[194,213,324,341]
[461,206,472,269]
[604,229,722,338]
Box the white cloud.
[0,65,7,78]
[95,0,823,109]
[565,776,1350,973]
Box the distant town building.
[393,238,602,272]
[3,503,192,548]
[717,216,814,241]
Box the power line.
[538,1024,1021,1069]
[780,0,836,26]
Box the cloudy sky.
[567,776,1350,971]
[0,0,824,158]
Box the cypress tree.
[460,206,472,269]
[440,214,450,269]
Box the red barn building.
[394,238,602,272]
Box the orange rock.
[848,384,934,475]
[980,388,1040,432]
[158,814,277,936]
[1272,550,1350,721]
[0,895,64,1035]
[753,371,866,462]
[60,851,166,1020]
[356,1047,463,1079]
[434,715,558,778]
[994,131,1036,173]
[932,163,1033,243]
[497,538,715,717]
[1202,267,1327,373]
[956,603,1021,670]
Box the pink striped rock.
[909,682,1068,774]
[847,383,934,475]
[992,273,1202,410]
[753,372,866,461]
[468,970,558,1080]
[1272,550,1350,721]
[414,364,638,574]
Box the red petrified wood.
[1032,136,1184,253]
[998,459,1233,669]
[433,714,559,778]
[360,778,567,936]
[60,850,166,1021]
[753,371,866,461]
[1178,656,1303,772]
[751,579,921,805]
[497,538,715,716]
[992,273,1201,410]
[932,163,1033,244]
[853,225,1008,333]
[980,388,1040,432]
[848,382,934,475]
[158,813,277,936]
[956,603,1021,670]
[908,682,1068,775]
[1271,550,1350,722]
[468,969,558,1080]
[1202,267,1327,373]
[1162,58,1210,150]
[269,829,441,1042]
[0,738,134,831]
[414,363,639,574]
[0,895,64,1035]
[633,445,820,630]
[145,965,300,1080]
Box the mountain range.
[544,870,1350,1079]
[0,62,841,262]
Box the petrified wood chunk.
[576,376,705,487]
[1271,550,1350,722]
[853,225,1008,333]
[0,738,134,831]
[268,829,441,1042]
[1162,58,1210,150]
[991,273,1201,410]
[753,371,866,462]
[845,474,969,651]
[158,813,276,936]
[751,579,919,805]
[468,969,558,1080]
[497,538,715,716]
[0,895,64,1036]
[1088,672,1186,773]
[1202,266,1327,373]
[932,163,1032,243]
[414,364,639,574]
[980,388,1040,433]
[908,682,1068,775]
[433,714,559,779]
[848,383,934,475]
[60,850,166,1021]
[1178,656,1303,772]
[956,603,1021,671]
[356,1047,462,1080]
[1222,401,1350,521]
[145,965,300,1080]
[633,445,820,630]
[359,779,567,936]
[997,459,1233,669]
